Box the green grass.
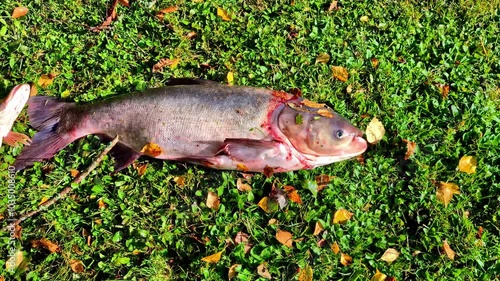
[1,0,499,280]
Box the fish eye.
[336,130,344,138]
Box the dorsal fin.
[166,78,220,86]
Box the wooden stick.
[4,136,120,231]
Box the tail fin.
[14,96,75,171]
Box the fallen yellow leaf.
[380,248,400,263]
[206,191,220,210]
[366,117,385,144]
[360,15,369,22]
[227,71,234,85]
[371,269,387,281]
[436,182,460,207]
[332,66,348,82]
[257,262,272,279]
[69,259,85,273]
[38,74,55,88]
[228,264,240,280]
[236,163,249,172]
[333,209,353,224]
[276,230,293,248]
[298,265,313,281]
[258,196,270,213]
[458,155,477,174]
[340,252,352,266]
[118,0,129,7]
[201,250,223,263]
[442,240,455,260]
[5,250,26,272]
[315,53,330,64]
[331,241,340,254]
[70,169,80,178]
[12,7,29,19]
[38,196,49,206]
[313,221,324,236]
[217,7,231,21]
[29,83,37,96]
[403,139,417,160]
[140,142,164,157]
[236,178,252,192]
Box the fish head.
[277,101,367,161]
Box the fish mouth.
[351,131,368,154]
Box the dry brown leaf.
[332,66,348,82]
[98,199,107,209]
[258,196,270,213]
[31,238,60,253]
[436,182,460,207]
[371,58,379,68]
[263,165,274,178]
[298,265,313,281]
[201,250,223,263]
[315,53,330,64]
[140,142,164,157]
[458,155,477,174]
[331,241,340,254]
[90,0,119,32]
[276,230,293,248]
[236,178,252,192]
[442,240,455,260]
[315,174,335,191]
[283,185,302,204]
[206,191,220,210]
[217,7,232,21]
[436,83,450,99]
[257,262,272,279]
[403,139,417,160]
[227,71,234,85]
[70,169,80,178]
[72,244,83,255]
[371,269,387,281]
[333,209,353,224]
[380,248,400,263]
[476,226,484,239]
[118,0,129,6]
[317,108,334,118]
[228,264,240,280]
[270,186,288,210]
[69,259,85,273]
[302,99,326,109]
[366,117,385,144]
[134,163,148,176]
[234,232,249,245]
[38,74,55,87]
[159,6,178,13]
[268,218,278,225]
[12,7,29,18]
[328,1,338,11]
[313,221,324,236]
[186,31,197,39]
[340,253,352,266]
[152,58,180,72]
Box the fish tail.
[14,97,75,171]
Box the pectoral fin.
[217,138,287,163]
[3,131,31,147]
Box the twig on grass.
[4,136,120,231]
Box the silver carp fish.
[14,79,367,172]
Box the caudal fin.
[14,96,75,171]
